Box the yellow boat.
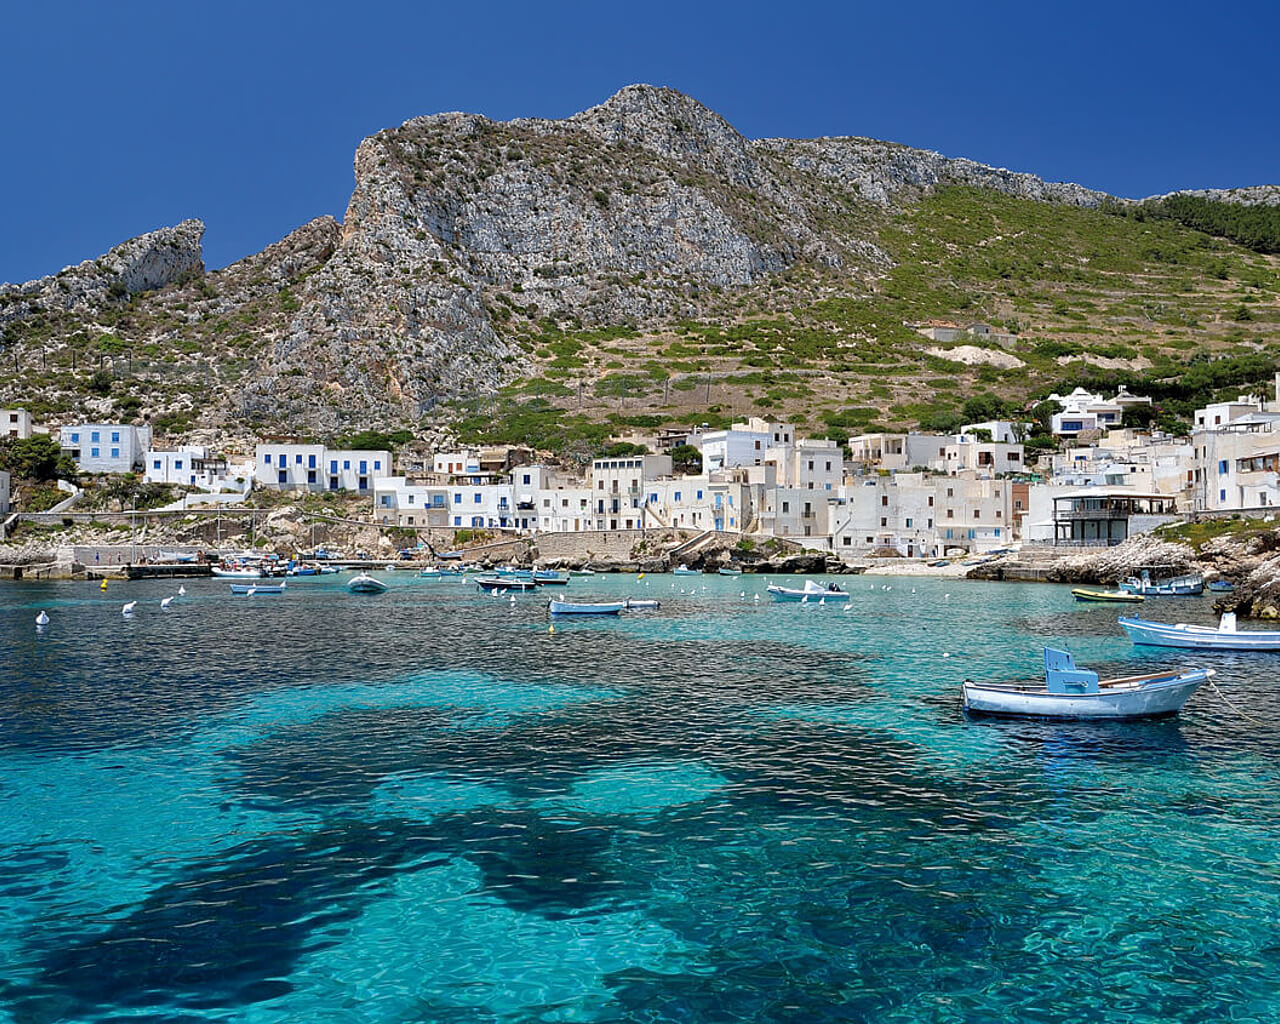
[1072,587,1143,604]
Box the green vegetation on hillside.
[1111,195,1280,255]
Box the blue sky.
[3,0,1277,284]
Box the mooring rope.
[1205,675,1266,725]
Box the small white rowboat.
[962,647,1212,719]
[1119,612,1280,651]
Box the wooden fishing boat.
[717,567,743,576]
[962,648,1212,719]
[672,566,702,576]
[767,580,850,603]
[1071,587,1144,604]
[548,599,626,615]
[532,571,570,586]
[1119,612,1280,650]
[1119,571,1204,596]
[1207,580,1235,592]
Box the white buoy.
[753,594,760,602]
[122,601,137,616]
[943,652,951,658]
[843,604,851,614]
[510,595,516,604]
[35,610,50,627]
[944,593,951,600]
[160,596,173,609]
[178,585,186,596]
[246,586,257,597]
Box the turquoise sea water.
[3,571,1280,1022]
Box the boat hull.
[548,600,625,615]
[963,671,1210,719]
[347,574,388,594]
[1072,588,1143,603]
[230,583,286,595]
[475,577,538,592]
[1119,616,1280,650]
[767,584,849,603]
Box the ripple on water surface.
[4,575,1280,1021]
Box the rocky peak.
[572,83,762,187]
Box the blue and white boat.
[548,599,626,615]
[767,580,850,603]
[672,566,702,576]
[962,648,1213,719]
[1208,580,1235,593]
[1119,612,1280,650]
[718,566,743,576]
[1119,571,1204,596]
[533,570,570,586]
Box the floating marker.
[122,601,137,616]
[548,624,555,634]
[178,585,186,596]
[99,580,108,591]
[35,610,49,627]
[160,596,173,609]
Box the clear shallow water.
[2,572,1280,1022]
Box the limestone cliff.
[3,84,1271,440]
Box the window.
[174,460,182,470]
[454,493,462,503]
[974,510,980,519]
[109,448,119,459]
[374,460,381,471]
[881,517,887,527]
[650,493,658,503]
[1220,489,1227,502]
[523,474,531,485]
[474,493,482,503]
[1219,460,1229,474]
[946,509,954,519]
[946,488,954,498]
[359,460,367,473]
[90,447,99,458]
[928,496,934,507]
[329,478,338,490]
[294,454,302,464]
[454,516,461,526]
[696,490,703,500]
[905,518,913,528]
[843,537,851,545]
[781,501,789,513]
[881,495,888,506]
[70,433,79,443]
[153,460,161,470]
[407,494,415,504]
[111,431,120,443]
[330,461,338,473]
[675,491,682,501]
[343,460,351,470]
[308,471,316,484]
[91,431,100,443]
[308,454,316,468]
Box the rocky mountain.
[1,84,1277,447]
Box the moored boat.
[211,566,263,579]
[475,575,538,592]
[718,567,743,576]
[962,648,1212,719]
[1119,612,1280,650]
[624,598,661,609]
[533,570,570,586]
[548,599,626,615]
[767,580,850,603]
[1072,587,1144,604]
[1208,580,1235,592]
[230,582,287,595]
[1119,571,1204,596]
[347,573,389,594]
[672,566,702,576]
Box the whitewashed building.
[60,423,152,474]
[692,418,795,472]
[144,446,231,490]
[374,477,452,527]
[1048,388,1125,438]
[255,445,392,493]
[1,409,34,440]
[0,469,9,514]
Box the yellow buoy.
[548,624,555,634]
[637,573,645,581]
[99,579,108,590]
